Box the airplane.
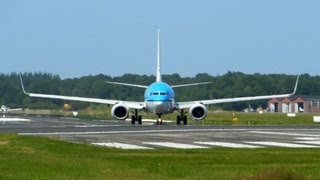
[19,30,299,125]
[1,105,23,124]
[1,105,23,118]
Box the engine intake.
[111,104,129,120]
[189,104,208,120]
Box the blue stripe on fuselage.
[146,100,173,102]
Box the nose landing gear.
[156,115,163,125]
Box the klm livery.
[20,30,299,125]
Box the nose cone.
[147,101,173,115]
[154,102,166,114]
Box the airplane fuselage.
[144,82,176,115]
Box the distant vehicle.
[19,30,299,125]
[1,105,23,118]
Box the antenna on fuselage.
[156,29,162,82]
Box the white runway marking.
[245,141,319,148]
[18,129,228,135]
[91,142,153,150]
[125,119,172,123]
[143,142,208,149]
[0,118,30,122]
[295,141,320,145]
[295,137,320,141]
[18,128,320,136]
[249,131,320,137]
[194,142,263,148]
[75,125,123,128]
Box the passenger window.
[160,92,166,95]
[153,92,159,95]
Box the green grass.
[1,134,320,179]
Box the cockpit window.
[151,92,166,96]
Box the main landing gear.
[131,110,188,125]
[131,109,142,125]
[177,109,187,125]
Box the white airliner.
[1,105,23,118]
[19,30,299,125]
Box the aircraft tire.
[183,116,187,125]
[131,115,136,124]
[176,116,181,125]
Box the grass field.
[1,134,320,179]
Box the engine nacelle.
[111,104,129,120]
[189,104,208,120]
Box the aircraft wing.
[26,92,144,109]
[19,75,144,110]
[177,75,299,109]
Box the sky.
[0,0,319,79]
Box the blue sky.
[0,0,319,78]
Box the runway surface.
[1,116,320,149]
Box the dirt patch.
[0,141,9,145]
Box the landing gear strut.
[156,115,163,125]
[177,109,187,125]
[131,109,142,125]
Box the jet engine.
[189,104,208,120]
[111,104,129,120]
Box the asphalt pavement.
[1,116,320,149]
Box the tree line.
[0,72,319,111]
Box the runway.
[1,116,320,149]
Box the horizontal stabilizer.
[105,81,148,88]
[171,82,212,88]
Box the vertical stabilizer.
[156,29,162,82]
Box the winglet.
[19,73,28,95]
[291,75,299,95]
